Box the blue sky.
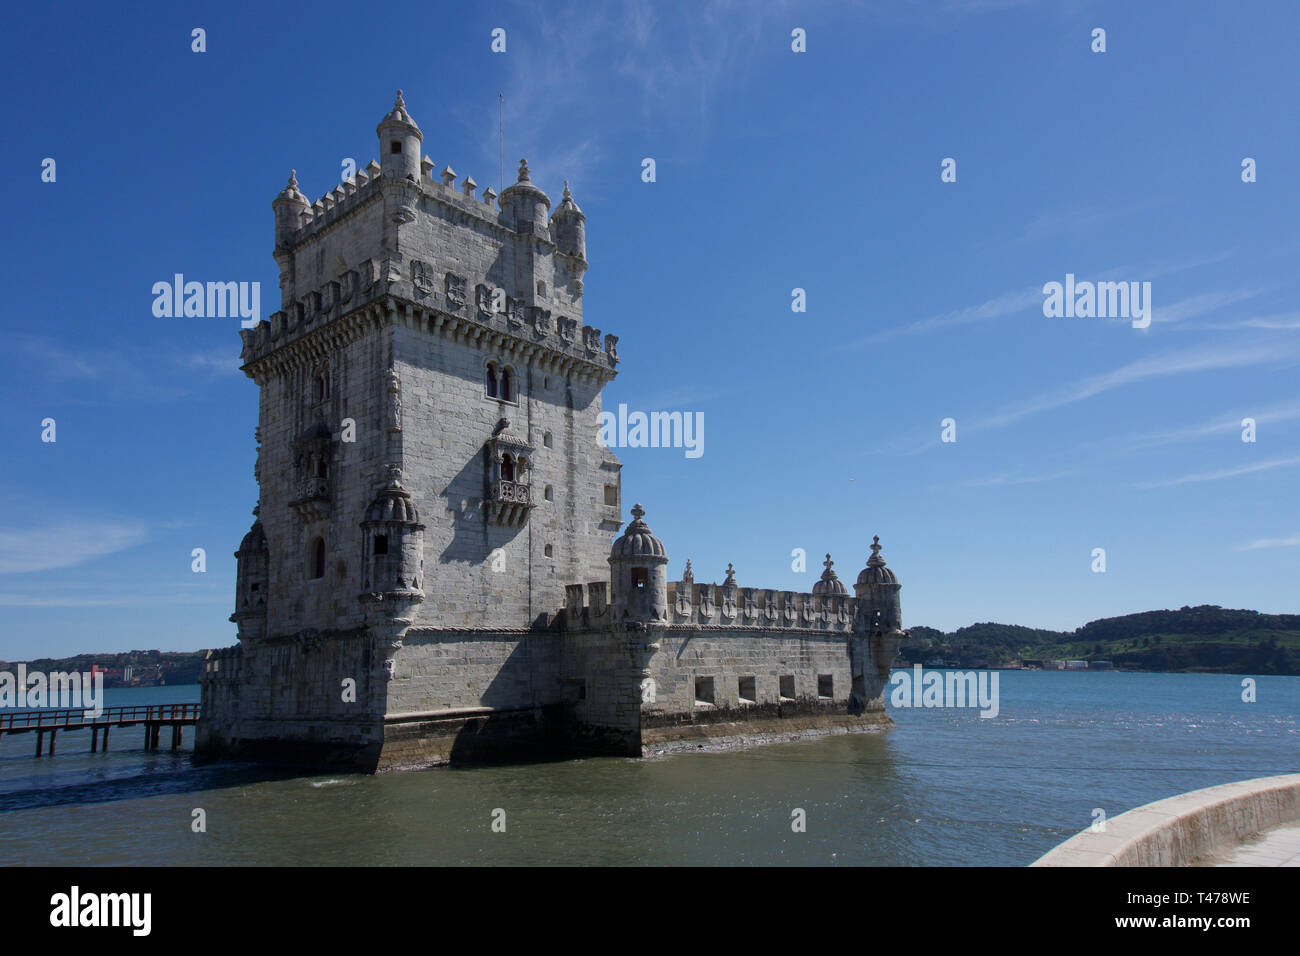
[2,0,1298,658]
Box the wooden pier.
[0,703,200,756]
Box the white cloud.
[981,338,1300,431]
[0,522,148,574]
[1233,534,1300,551]
[1136,454,1300,489]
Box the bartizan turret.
[608,503,669,624]
[376,90,423,182]
[855,536,902,632]
[850,535,905,713]
[272,170,310,250]
[358,466,426,675]
[230,513,269,642]
[551,180,587,261]
[499,158,551,238]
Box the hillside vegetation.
[902,605,1300,674]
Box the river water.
[0,671,1294,865]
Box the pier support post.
[91,727,99,753]
[49,729,56,755]
[103,725,110,749]
[35,731,43,757]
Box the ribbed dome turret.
[610,503,666,560]
[376,89,421,137]
[856,536,897,588]
[812,554,849,595]
[238,520,267,555]
[274,169,309,207]
[365,474,420,525]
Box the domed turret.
[812,554,849,595]
[231,515,269,640]
[855,537,897,589]
[359,468,425,597]
[854,536,902,631]
[500,159,550,237]
[376,90,423,183]
[272,170,310,248]
[551,180,587,262]
[609,503,669,622]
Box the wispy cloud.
[853,286,1041,346]
[0,590,227,608]
[12,335,240,402]
[0,522,148,574]
[961,470,1073,487]
[1151,285,1272,325]
[1233,533,1300,551]
[981,338,1300,431]
[483,0,787,196]
[1119,398,1300,450]
[1136,454,1300,489]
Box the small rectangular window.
[604,485,618,506]
[817,675,833,699]
[738,677,756,704]
[694,677,715,706]
[373,534,389,555]
[390,140,402,154]
[632,567,648,590]
[779,675,795,700]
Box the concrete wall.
[1032,773,1300,866]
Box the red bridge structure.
[0,703,200,756]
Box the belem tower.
[196,92,908,771]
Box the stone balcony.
[488,479,532,528]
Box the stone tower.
[199,92,907,771]
[234,91,621,642]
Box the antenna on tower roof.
[498,93,504,197]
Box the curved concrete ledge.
[1032,773,1300,867]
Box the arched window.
[310,537,326,579]
[485,362,499,398]
[501,454,515,482]
[543,431,553,448]
[501,367,516,403]
[544,484,554,501]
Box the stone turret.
[376,90,423,182]
[359,467,426,673]
[812,554,849,595]
[230,515,269,641]
[499,158,551,237]
[855,536,902,632]
[272,170,310,249]
[551,180,587,262]
[608,503,669,623]
[359,467,425,598]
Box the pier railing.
[0,702,200,731]
[0,703,200,755]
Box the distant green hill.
[902,605,1300,674]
